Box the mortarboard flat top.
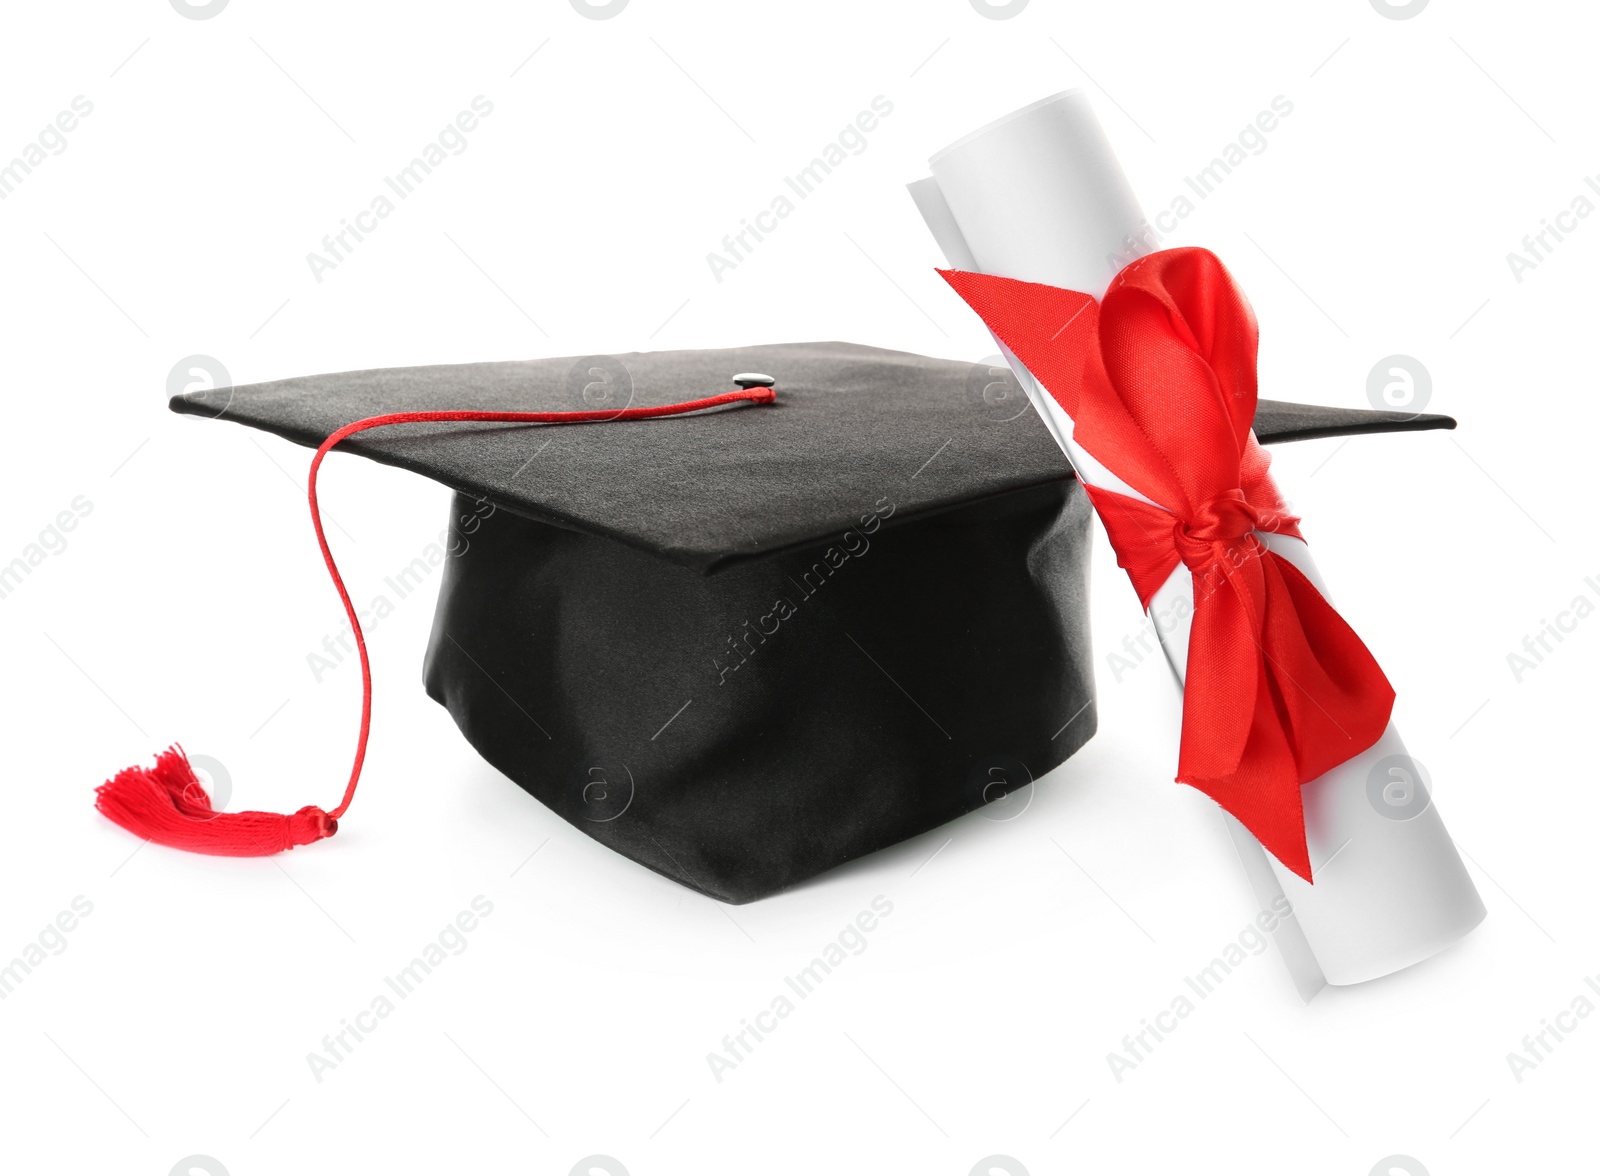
[171,341,1452,575]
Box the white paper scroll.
[911,90,1484,991]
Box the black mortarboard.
[110,341,1449,902]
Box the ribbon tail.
[1177,547,1266,780]
[1182,685,1314,882]
[1182,552,1394,883]
[1178,545,1314,881]
[1263,553,1396,783]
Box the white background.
[1,2,1595,1174]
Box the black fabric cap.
[172,342,1454,902]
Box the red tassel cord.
[95,387,778,856]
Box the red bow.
[941,248,1393,881]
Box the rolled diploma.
[914,90,1485,986]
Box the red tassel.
[96,746,335,855]
[94,386,776,857]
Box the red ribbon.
[941,247,1393,881]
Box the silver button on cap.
[732,372,776,389]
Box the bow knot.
[1173,491,1260,572]
[937,247,1396,883]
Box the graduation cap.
[96,341,1451,902]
